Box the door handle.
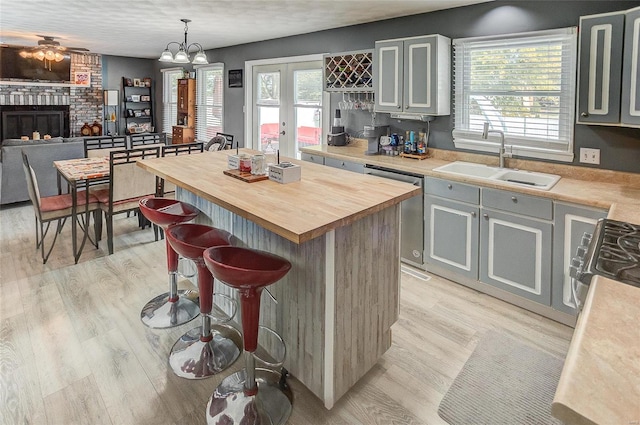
[280,130,286,135]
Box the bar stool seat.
[203,245,293,425]
[139,197,200,329]
[166,223,242,379]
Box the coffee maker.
[328,109,348,146]
[364,125,389,155]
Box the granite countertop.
[300,141,640,425]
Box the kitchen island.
[138,149,421,409]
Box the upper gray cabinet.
[621,7,640,126]
[374,35,450,116]
[577,7,640,127]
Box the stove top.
[592,219,640,287]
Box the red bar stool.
[203,245,293,425]
[166,223,242,379]
[139,197,200,329]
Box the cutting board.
[223,169,269,183]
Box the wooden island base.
[181,188,401,409]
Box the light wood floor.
[0,202,573,425]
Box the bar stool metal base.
[169,324,242,379]
[140,290,199,329]
[206,368,293,425]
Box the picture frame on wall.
[228,69,243,88]
[143,77,152,87]
[125,78,133,87]
[74,72,91,86]
[133,78,142,87]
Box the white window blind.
[161,68,183,135]
[452,28,577,162]
[196,63,224,141]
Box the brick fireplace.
[0,54,103,139]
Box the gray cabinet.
[621,7,640,126]
[425,178,480,280]
[374,35,450,116]
[301,152,325,165]
[480,188,553,305]
[325,157,364,173]
[552,202,607,315]
[578,7,640,127]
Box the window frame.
[452,28,578,162]
[161,67,183,136]
[195,63,225,141]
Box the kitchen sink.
[432,161,561,191]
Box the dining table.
[53,156,109,263]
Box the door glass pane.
[294,69,322,152]
[256,71,280,151]
[258,106,279,152]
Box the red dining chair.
[22,151,101,263]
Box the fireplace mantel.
[0,80,87,88]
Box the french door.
[252,60,323,158]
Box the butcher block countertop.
[301,141,640,425]
[137,148,420,244]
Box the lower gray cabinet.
[480,190,553,305]
[426,195,479,280]
[552,202,607,315]
[325,157,364,173]
[301,152,325,165]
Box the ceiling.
[0,0,491,59]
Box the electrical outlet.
[580,148,600,165]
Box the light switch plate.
[580,148,600,165]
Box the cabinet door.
[577,12,625,124]
[374,40,403,113]
[480,209,552,305]
[403,36,435,114]
[325,157,364,173]
[621,7,640,126]
[552,203,607,315]
[426,195,479,280]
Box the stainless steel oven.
[569,218,640,311]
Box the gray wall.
[102,55,155,135]
[160,0,637,173]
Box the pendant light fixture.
[159,19,209,65]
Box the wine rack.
[323,50,373,92]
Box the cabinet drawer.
[482,188,553,220]
[301,152,325,165]
[325,157,364,173]
[425,177,480,204]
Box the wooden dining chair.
[84,135,128,158]
[92,146,161,254]
[21,151,101,263]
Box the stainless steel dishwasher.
[364,165,424,269]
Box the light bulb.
[45,50,55,61]
[19,50,31,58]
[54,52,65,62]
[173,49,190,63]
[158,49,174,62]
[34,50,45,61]
[192,51,208,64]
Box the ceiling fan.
[4,35,89,68]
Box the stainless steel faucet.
[482,122,510,168]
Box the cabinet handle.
[406,105,409,109]
[580,112,588,118]
[471,211,476,217]
[447,184,453,190]
[483,213,489,219]
[511,196,517,203]
[397,105,401,109]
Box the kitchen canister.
[251,154,266,175]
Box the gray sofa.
[0,137,84,205]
